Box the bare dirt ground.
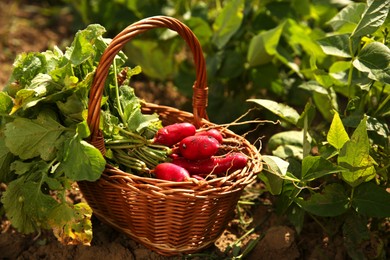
[0,1,363,259]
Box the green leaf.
[60,135,105,181]
[352,42,390,85]
[327,3,367,33]
[273,144,303,160]
[351,182,390,218]
[1,175,58,234]
[0,92,13,114]
[268,130,307,151]
[247,23,284,67]
[295,183,349,217]
[351,0,390,39]
[317,34,352,58]
[301,156,341,181]
[66,24,106,66]
[186,17,213,47]
[313,88,338,122]
[0,138,14,183]
[327,111,350,150]
[4,112,66,161]
[212,0,244,49]
[125,40,176,80]
[6,52,47,91]
[338,117,377,187]
[247,99,300,125]
[259,155,290,195]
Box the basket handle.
[87,16,208,146]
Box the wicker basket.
[78,16,262,256]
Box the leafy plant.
[0,24,165,244]
[249,0,390,258]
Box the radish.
[153,123,196,147]
[179,135,220,160]
[172,152,248,176]
[154,162,190,182]
[196,129,223,144]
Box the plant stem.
[113,59,126,127]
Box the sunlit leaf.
[247,99,300,125]
[212,0,244,49]
[247,23,284,66]
[4,112,65,161]
[327,3,366,33]
[317,34,351,57]
[60,135,105,181]
[338,117,377,187]
[327,111,350,150]
[351,0,390,39]
[260,155,291,195]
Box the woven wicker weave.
[77,16,262,256]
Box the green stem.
[113,59,126,127]
[116,127,146,142]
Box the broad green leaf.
[259,155,290,195]
[125,40,176,80]
[301,156,341,181]
[351,0,390,39]
[327,111,350,150]
[268,130,307,151]
[295,183,349,217]
[327,3,367,33]
[284,19,325,59]
[6,52,47,91]
[352,42,390,84]
[317,34,352,58]
[0,92,13,114]
[329,61,351,86]
[273,145,303,160]
[338,117,377,187]
[247,23,284,67]
[1,176,58,234]
[4,112,65,161]
[212,0,244,49]
[313,69,335,88]
[67,24,106,66]
[351,182,390,218]
[313,88,338,122]
[186,17,213,47]
[60,135,105,181]
[0,139,14,183]
[247,99,300,125]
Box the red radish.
[153,123,196,147]
[196,129,223,144]
[179,135,220,160]
[172,152,248,176]
[154,163,190,182]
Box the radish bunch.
[153,123,248,182]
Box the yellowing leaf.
[327,111,350,150]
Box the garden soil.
[0,1,371,259]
